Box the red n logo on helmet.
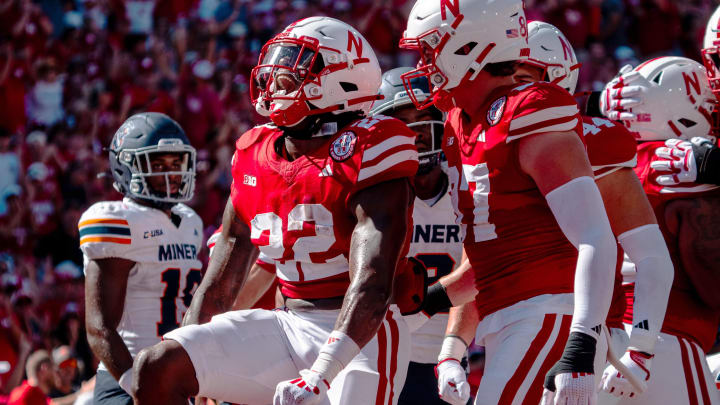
[440,0,460,21]
[347,31,363,58]
[683,71,701,96]
[558,36,573,62]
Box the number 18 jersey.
[78,198,204,370]
[442,82,584,319]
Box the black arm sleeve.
[695,143,720,185]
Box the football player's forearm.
[87,327,133,380]
[232,264,275,310]
[439,258,477,306]
[445,302,479,346]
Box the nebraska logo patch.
[487,96,506,126]
[329,131,357,162]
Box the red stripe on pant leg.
[524,315,573,404]
[690,341,712,405]
[375,322,389,405]
[497,314,557,404]
[386,311,400,405]
[679,337,700,405]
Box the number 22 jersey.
[78,198,204,370]
[229,117,419,300]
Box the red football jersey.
[229,117,418,300]
[443,82,584,319]
[581,115,638,329]
[623,141,720,351]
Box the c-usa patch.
[487,96,507,126]
[329,131,357,162]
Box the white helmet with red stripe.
[250,17,381,128]
[525,21,580,94]
[702,5,720,97]
[622,57,716,141]
[399,0,529,109]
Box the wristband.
[118,368,133,394]
[312,330,361,384]
[584,91,603,117]
[438,335,468,362]
[555,332,597,374]
[695,143,720,185]
[424,282,453,317]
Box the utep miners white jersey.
[442,81,583,319]
[582,115,638,329]
[229,117,418,300]
[407,187,463,364]
[623,141,720,352]
[78,198,203,369]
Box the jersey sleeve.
[583,116,638,179]
[78,202,136,261]
[507,83,582,143]
[352,116,419,192]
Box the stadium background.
[0,0,717,400]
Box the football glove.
[601,350,652,398]
[435,359,470,405]
[273,369,329,405]
[393,257,428,316]
[542,332,598,405]
[600,64,650,121]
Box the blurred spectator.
[178,60,223,151]
[27,59,65,130]
[7,349,54,405]
[0,129,21,217]
[629,0,682,57]
[0,45,29,134]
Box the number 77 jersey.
[442,81,584,319]
[78,198,204,363]
[230,117,418,300]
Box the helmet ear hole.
[339,82,358,92]
[652,71,663,84]
[454,42,478,56]
[678,118,697,128]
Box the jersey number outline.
[157,268,202,336]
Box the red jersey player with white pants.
[514,22,675,403]
[600,56,720,405]
[401,2,617,405]
[132,17,419,405]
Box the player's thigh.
[163,308,299,403]
[93,369,132,405]
[475,313,574,405]
[328,308,410,405]
[398,362,446,405]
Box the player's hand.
[651,137,713,185]
[541,372,597,405]
[601,350,652,398]
[435,359,470,405]
[274,369,329,405]
[600,64,650,121]
[393,257,428,316]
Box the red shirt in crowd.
[7,381,50,405]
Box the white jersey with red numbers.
[442,81,583,320]
[229,117,418,300]
[442,82,613,405]
[406,185,463,364]
[78,198,203,372]
[582,115,637,331]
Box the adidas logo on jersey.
[591,325,602,335]
[319,166,333,177]
[634,320,649,330]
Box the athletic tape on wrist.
[438,335,467,362]
[312,330,361,383]
[118,368,133,394]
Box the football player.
[81,112,202,405]
[400,1,617,404]
[132,17,419,405]
[599,56,720,404]
[370,67,464,405]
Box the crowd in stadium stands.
[0,0,717,401]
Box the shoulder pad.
[79,201,134,258]
[235,124,278,151]
[506,82,580,142]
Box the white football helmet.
[250,17,381,127]
[399,0,529,109]
[702,5,720,97]
[524,21,580,94]
[622,57,716,141]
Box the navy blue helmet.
[109,113,196,207]
[371,67,445,174]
